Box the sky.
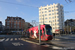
[0,0,75,25]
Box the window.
[49,17,51,19]
[7,23,9,25]
[56,6,58,8]
[15,18,16,20]
[7,26,9,28]
[52,17,54,19]
[53,27,55,29]
[45,8,47,10]
[45,11,47,13]
[52,10,54,12]
[57,16,59,18]
[42,15,44,17]
[17,25,19,28]
[45,14,47,16]
[53,24,54,26]
[49,21,50,22]
[17,21,19,22]
[48,7,51,9]
[45,21,47,23]
[49,10,51,12]
[8,18,9,20]
[57,23,59,25]
[53,20,54,22]
[49,14,51,16]
[52,13,54,15]
[14,21,16,22]
[57,20,59,22]
[52,7,53,8]
[42,8,44,10]
[45,18,47,19]
[14,23,16,25]
[14,26,16,28]
[7,21,10,22]
[55,9,58,11]
[57,13,58,14]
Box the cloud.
[16,0,23,2]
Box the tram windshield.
[45,25,52,35]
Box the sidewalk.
[50,35,75,49]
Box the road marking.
[15,38,17,40]
[0,39,5,42]
[52,46,62,49]
[5,38,9,41]
[18,38,21,40]
[10,38,13,41]
[12,42,24,46]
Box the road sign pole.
[38,24,41,45]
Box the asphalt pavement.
[0,35,55,50]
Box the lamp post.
[67,20,68,34]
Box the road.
[0,35,54,50]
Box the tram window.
[43,28,45,35]
[31,31,33,35]
[40,30,42,36]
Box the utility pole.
[38,24,41,45]
[67,21,68,34]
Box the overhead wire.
[0,0,75,13]
[0,0,39,8]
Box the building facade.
[5,16,25,32]
[64,19,75,32]
[25,22,33,29]
[39,3,64,33]
[0,21,2,31]
[65,19,75,27]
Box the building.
[5,16,25,32]
[39,3,64,33]
[0,21,2,31]
[65,19,75,26]
[64,19,75,32]
[25,22,33,29]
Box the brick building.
[5,16,25,32]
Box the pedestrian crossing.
[0,38,23,42]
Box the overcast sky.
[0,0,75,25]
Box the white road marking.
[52,46,62,49]
[15,38,17,40]
[5,38,9,41]
[12,42,24,46]
[10,38,13,41]
[18,38,21,40]
[0,39,5,42]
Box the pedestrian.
[53,33,55,40]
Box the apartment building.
[39,3,64,33]
[5,16,25,32]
